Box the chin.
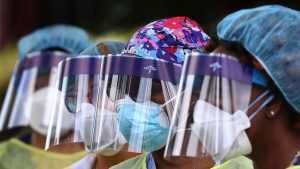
[165,156,205,164]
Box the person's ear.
[265,99,283,119]
[293,114,300,130]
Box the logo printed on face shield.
[144,65,157,74]
[209,62,222,72]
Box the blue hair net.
[80,41,125,56]
[18,24,92,60]
[217,5,300,113]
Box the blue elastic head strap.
[191,66,268,90]
[192,53,269,88]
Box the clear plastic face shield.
[0,51,71,135]
[83,54,182,155]
[164,52,272,162]
[45,56,103,151]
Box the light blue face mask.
[116,95,170,152]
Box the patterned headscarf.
[122,16,210,64]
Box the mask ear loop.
[161,87,193,120]
[161,87,197,133]
[161,85,194,108]
[161,94,178,108]
[248,94,274,121]
[243,90,274,121]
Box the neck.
[251,139,300,169]
[94,151,139,169]
[248,119,300,169]
[30,131,46,149]
[152,148,215,169]
[31,131,85,154]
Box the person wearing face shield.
[108,17,253,169]
[45,41,139,169]
[0,25,91,169]
[164,5,300,169]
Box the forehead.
[35,71,51,89]
[211,44,253,66]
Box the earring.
[267,110,276,118]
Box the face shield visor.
[45,56,104,150]
[0,51,71,135]
[80,54,182,155]
[164,52,271,162]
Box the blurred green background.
[1,0,300,108]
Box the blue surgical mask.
[116,95,170,152]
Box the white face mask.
[29,87,75,137]
[191,90,274,162]
[79,102,126,156]
[191,100,252,162]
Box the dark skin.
[90,77,215,169]
[72,76,140,169]
[92,78,214,169]
[205,43,300,169]
[93,145,140,169]
[33,132,84,153]
[145,84,215,169]
[152,148,215,169]
[36,67,139,168]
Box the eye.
[65,95,77,113]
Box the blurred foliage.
[0,45,18,108]
[0,45,17,86]
[90,27,138,43]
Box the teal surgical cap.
[18,24,92,59]
[217,5,300,113]
[80,41,125,56]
